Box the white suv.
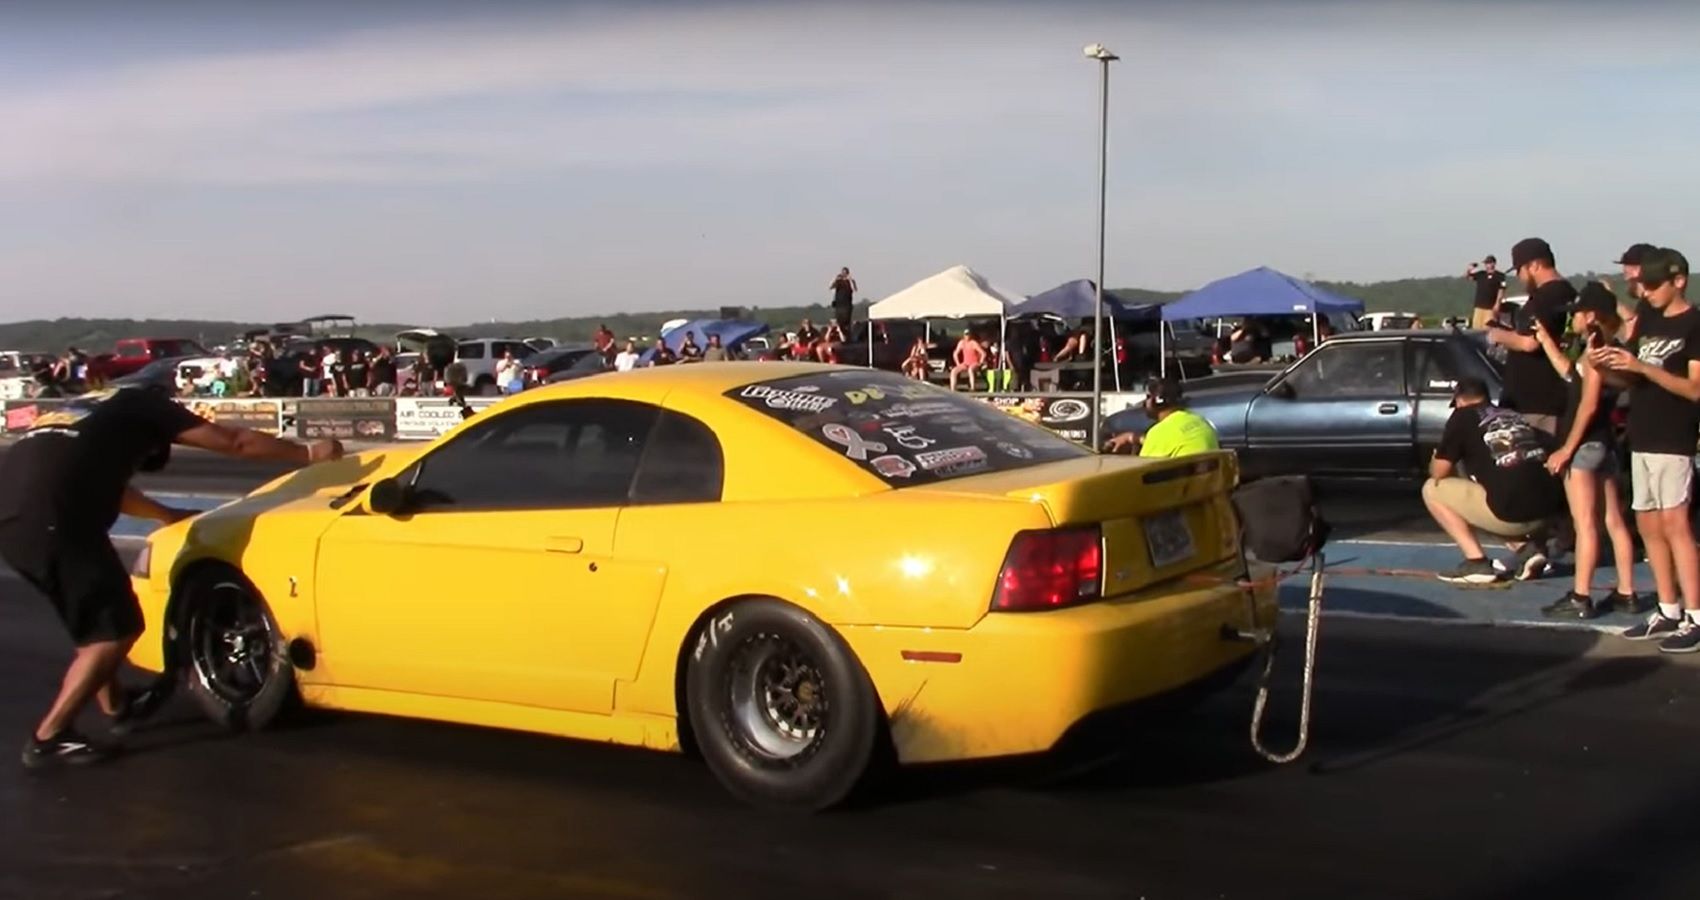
[455,338,537,393]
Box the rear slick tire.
[177,569,296,733]
[686,599,883,811]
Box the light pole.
[1084,42,1117,450]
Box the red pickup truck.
[87,337,208,380]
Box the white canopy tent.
[864,265,1021,375]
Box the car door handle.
[1378,403,1400,414]
[544,536,584,554]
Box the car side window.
[1280,342,1405,399]
[457,342,486,360]
[407,399,660,512]
[1408,341,1465,395]
[630,410,725,505]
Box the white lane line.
[1278,606,1623,634]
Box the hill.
[0,272,1620,353]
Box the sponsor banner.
[176,398,283,435]
[979,392,1140,444]
[393,396,504,440]
[2,399,48,433]
[0,378,30,402]
[295,398,397,441]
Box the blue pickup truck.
[1103,330,1504,481]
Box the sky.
[1,0,1697,325]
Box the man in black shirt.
[1423,377,1565,584]
[830,267,857,330]
[1486,237,1574,437]
[369,347,398,397]
[1592,247,1700,652]
[345,350,371,398]
[0,386,342,767]
[1465,255,1507,330]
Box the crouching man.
[1422,377,1567,584]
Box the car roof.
[1328,328,1468,341]
[519,360,840,402]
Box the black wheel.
[177,569,296,732]
[685,599,883,810]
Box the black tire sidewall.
[178,570,296,732]
[686,600,881,810]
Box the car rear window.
[726,370,1090,486]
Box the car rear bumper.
[841,560,1276,764]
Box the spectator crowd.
[1422,238,1700,654]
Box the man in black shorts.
[0,385,342,768]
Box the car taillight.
[990,526,1103,612]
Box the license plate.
[1143,509,1196,569]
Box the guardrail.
[1,390,1142,444]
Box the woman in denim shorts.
[1533,285,1645,618]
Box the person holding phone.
[1531,282,1643,619]
[1591,248,1700,652]
[1466,255,1507,330]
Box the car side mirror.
[367,478,411,516]
[1270,381,1296,400]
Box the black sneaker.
[1659,618,1700,654]
[1541,592,1599,620]
[1439,558,1499,585]
[21,730,112,770]
[1623,611,1683,641]
[1605,591,1654,616]
[108,684,169,737]
[1514,544,1550,581]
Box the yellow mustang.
[128,363,1276,808]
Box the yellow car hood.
[161,444,413,573]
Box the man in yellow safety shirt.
[1102,377,1219,458]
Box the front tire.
[177,569,296,732]
[686,600,883,810]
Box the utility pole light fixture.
[1084,43,1116,449]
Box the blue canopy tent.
[639,318,770,364]
[1014,279,1165,389]
[1156,267,1366,375]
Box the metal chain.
[1250,553,1324,764]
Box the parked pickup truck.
[89,337,208,381]
[1103,330,1503,481]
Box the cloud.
[10,1,1693,187]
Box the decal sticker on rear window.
[728,370,1089,486]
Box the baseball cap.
[1616,242,1658,266]
[1483,254,1497,264]
[1636,247,1690,288]
[1508,237,1554,271]
[1567,281,1617,316]
[1451,376,1490,406]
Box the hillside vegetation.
[0,271,1620,353]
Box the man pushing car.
[0,384,341,769]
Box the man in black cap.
[1423,376,1565,583]
[0,385,343,767]
[1591,247,1700,652]
[1465,255,1507,330]
[1485,237,1575,439]
[1615,242,1659,342]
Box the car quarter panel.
[609,493,1054,720]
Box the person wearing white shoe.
[1422,377,1565,585]
[1592,248,1700,652]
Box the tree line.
[0,271,1620,353]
